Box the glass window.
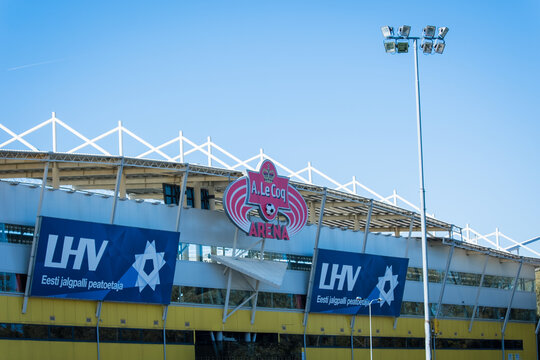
[406,337,423,349]
[162,184,180,205]
[170,285,180,303]
[166,330,193,344]
[428,269,443,283]
[353,336,368,348]
[406,268,422,282]
[0,323,23,338]
[200,189,210,210]
[23,324,48,339]
[257,292,273,308]
[119,328,141,342]
[185,187,194,207]
[180,286,203,303]
[99,327,118,342]
[334,335,350,348]
[202,288,226,305]
[74,326,96,341]
[273,293,292,309]
[49,326,73,340]
[142,329,163,343]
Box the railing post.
[118,121,123,156]
[52,112,57,152]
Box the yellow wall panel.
[0,340,97,360]
[0,295,537,360]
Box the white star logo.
[132,240,166,292]
[376,266,399,307]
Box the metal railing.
[0,113,536,256]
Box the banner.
[223,159,308,240]
[310,249,408,317]
[31,217,179,304]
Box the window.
[185,187,194,207]
[49,326,73,340]
[162,183,180,205]
[200,188,210,210]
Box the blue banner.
[310,249,409,317]
[31,217,179,304]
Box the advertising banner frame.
[30,216,179,305]
[309,248,409,317]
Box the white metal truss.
[0,114,537,256]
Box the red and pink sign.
[223,160,308,240]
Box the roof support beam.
[435,243,454,319]
[501,260,523,335]
[22,160,49,314]
[362,200,373,253]
[469,253,489,332]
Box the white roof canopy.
[210,255,288,288]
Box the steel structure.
[0,115,538,256]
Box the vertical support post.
[175,167,189,232]
[469,253,489,332]
[96,301,102,360]
[51,162,60,189]
[393,189,397,206]
[394,216,415,329]
[259,148,264,163]
[496,228,500,250]
[22,161,50,314]
[308,162,312,184]
[163,305,169,360]
[179,131,184,163]
[207,136,212,167]
[413,37,432,360]
[118,121,123,156]
[435,243,454,319]
[109,158,124,225]
[353,214,360,232]
[303,189,327,359]
[352,176,357,194]
[350,315,356,360]
[501,260,523,335]
[362,200,373,253]
[250,280,260,324]
[52,112,57,153]
[222,229,238,323]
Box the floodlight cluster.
[381,25,448,54]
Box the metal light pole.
[380,25,449,360]
[413,35,432,360]
[357,297,382,360]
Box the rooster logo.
[223,160,308,239]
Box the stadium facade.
[0,121,538,360]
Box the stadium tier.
[0,144,538,359]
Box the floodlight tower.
[380,25,449,360]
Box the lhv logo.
[223,160,308,240]
[44,235,108,271]
[318,263,362,291]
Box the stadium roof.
[0,150,454,235]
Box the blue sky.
[1,1,539,251]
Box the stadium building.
[0,117,538,360]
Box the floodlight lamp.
[384,40,397,54]
[421,39,433,54]
[438,27,449,39]
[434,40,445,54]
[398,25,411,38]
[381,26,394,38]
[423,25,436,38]
[397,40,409,53]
